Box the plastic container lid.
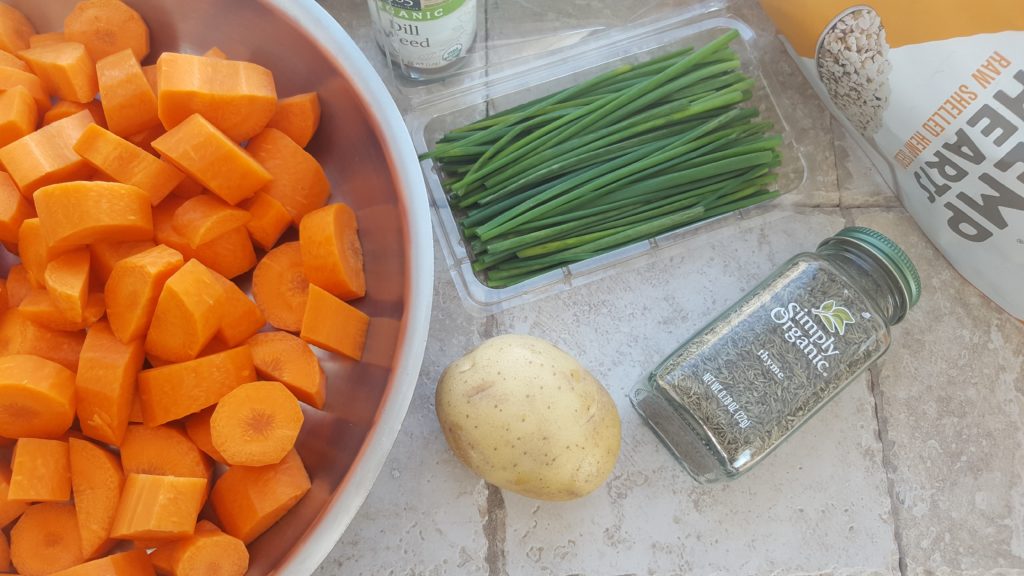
[830,226,921,310]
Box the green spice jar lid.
[830,226,921,309]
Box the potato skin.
[435,334,621,501]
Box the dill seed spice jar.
[632,227,920,484]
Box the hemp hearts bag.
[759,0,1024,319]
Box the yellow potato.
[435,334,621,501]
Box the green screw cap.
[830,226,921,309]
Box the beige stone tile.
[834,124,902,209]
[849,209,1024,575]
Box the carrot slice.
[0,66,50,113]
[68,438,123,559]
[6,264,32,307]
[137,345,256,426]
[151,195,193,257]
[0,464,28,527]
[202,46,228,60]
[18,288,105,332]
[96,48,159,137]
[0,530,8,572]
[248,128,330,224]
[300,203,366,300]
[140,63,156,92]
[0,110,94,197]
[128,394,143,423]
[149,520,248,576]
[34,181,153,248]
[0,310,86,371]
[64,0,150,62]
[51,550,155,576]
[248,331,326,408]
[120,424,211,483]
[0,278,5,311]
[170,175,203,199]
[28,32,65,48]
[267,92,321,148]
[110,474,205,541]
[156,52,276,142]
[10,502,85,576]
[105,244,184,344]
[192,225,257,280]
[76,321,144,446]
[184,408,225,464]
[89,239,155,285]
[144,258,225,362]
[172,194,252,248]
[126,123,163,156]
[211,381,303,467]
[0,86,38,148]
[0,4,34,54]
[0,354,76,438]
[301,284,369,361]
[9,438,70,502]
[74,123,184,205]
[19,218,75,286]
[151,113,271,205]
[43,99,106,128]
[17,42,98,104]
[0,171,34,244]
[44,248,91,323]
[244,191,291,251]
[210,449,311,544]
[210,273,264,348]
[252,241,308,332]
[0,48,28,71]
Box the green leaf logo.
[812,300,856,335]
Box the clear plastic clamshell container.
[393,1,808,315]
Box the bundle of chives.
[422,30,783,288]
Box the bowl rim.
[264,0,434,573]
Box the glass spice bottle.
[367,0,478,80]
[631,226,920,483]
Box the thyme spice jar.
[631,227,920,483]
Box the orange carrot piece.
[0,310,86,371]
[211,381,303,467]
[64,0,150,62]
[17,42,98,103]
[0,464,28,527]
[202,47,228,60]
[74,123,184,205]
[0,48,28,71]
[0,4,34,54]
[43,99,106,128]
[18,288,105,332]
[34,181,153,247]
[151,195,193,257]
[105,244,184,344]
[44,249,91,323]
[0,86,38,148]
[0,110,94,197]
[110,473,205,541]
[170,175,203,199]
[149,520,248,576]
[0,530,8,572]
[156,52,276,142]
[267,92,321,148]
[144,258,225,362]
[126,123,163,155]
[243,191,291,251]
[89,239,155,285]
[68,438,123,559]
[210,449,311,544]
[0,66,50,113]
[192,225,257,280]
[6,265,32,307]
[0,171,34,244]
[28,32,65,48]
[9,438,70,502]
[121,424,211,483]
[0,354,76,438]
[184,408,225,464]
[210,273,264,348]
[301,284,369,361]
[76,321,144,446]
[137,345,256,426]
[140,63,156,91]
[0,278,5,311]
[128,394,143,423]
[172,194,251,248]
[19,217,74,286]
[300,203,366,301]
[10,502,85,576]
[252,241,308,332]
[51,550,155,576]
[151,113,271,205]
[248,331,326,408]
[96,48,159,137]
[248,128,329,224]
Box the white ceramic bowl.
[3,1,433,573]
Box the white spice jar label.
[368,0,478,71]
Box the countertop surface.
[316,0,1024,574]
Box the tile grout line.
[868,364,909,576]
